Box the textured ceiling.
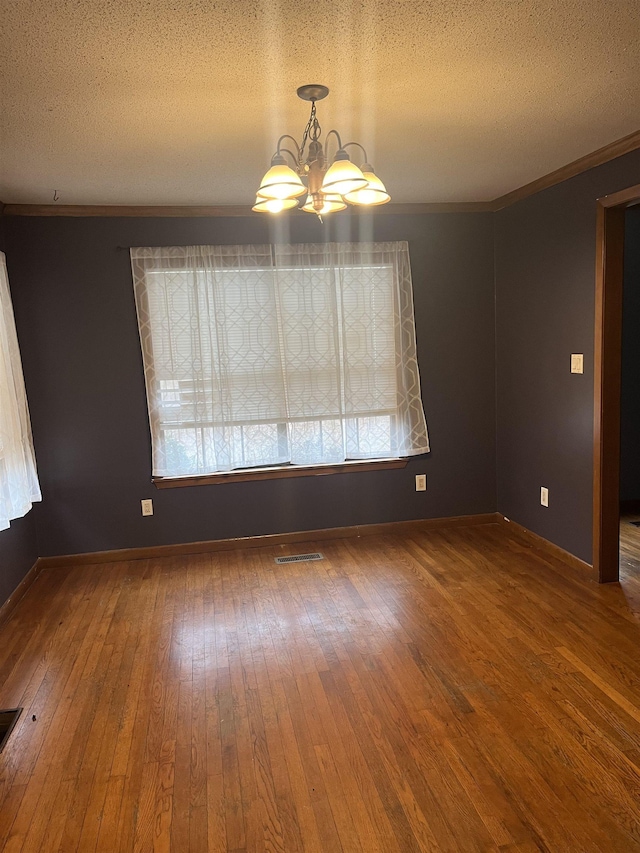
[1,0,639,205]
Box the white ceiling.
[1,0,639,206]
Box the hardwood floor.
[620,513,640,576]
[1,522,640,851]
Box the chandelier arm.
[276,135,303,157]
[324,129,344,160]
[276,147,301,168]
[342,142,368,163]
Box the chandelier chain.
[299,102,321,162]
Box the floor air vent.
[275,553,324,564]
[0,708,22,753]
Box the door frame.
[593,182,640,582]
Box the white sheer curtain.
[0,252,41,529]
[131,242,429,477]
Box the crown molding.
[383,202,494,214]
[3,128,640,217]
[1,201,494,217]
[491,128,640,211]
[2,204,257,217]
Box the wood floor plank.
[1,522,640,850]
[281,674,345,851]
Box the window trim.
[153,457,409,488]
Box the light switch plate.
[141,499,153,516]
[540,487,549,507]
[415,474,427,492]
[571,353,584,374]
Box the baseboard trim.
[37,513,499,568]
[0,559,43,626]
[497,515,593,575]
[1,515,593,591]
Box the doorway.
[593,183,640,582]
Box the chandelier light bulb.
[301,193,347,215]
[343,165,391,206]
[252,196,299,213]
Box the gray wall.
[10,141,639,568]
[0,214,39,605]
[620,207,640,503]
[495,149,640,564]
[5,212,497,557]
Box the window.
[131,242,429,479]
[0,252,41,529]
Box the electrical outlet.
[141,499,153,516]
[540,487,549,507]
[571,353,584,374]
[415,474,427,492]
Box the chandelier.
[253,84,390,218]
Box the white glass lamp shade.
[321,152,368,196]
[344,167,391,206]
[301,193,347,214]
[258,162,306,200]
[252,196,299,213]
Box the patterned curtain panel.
[131,242,429,477]
[0,252,41,529]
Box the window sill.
[153,458,408,488]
